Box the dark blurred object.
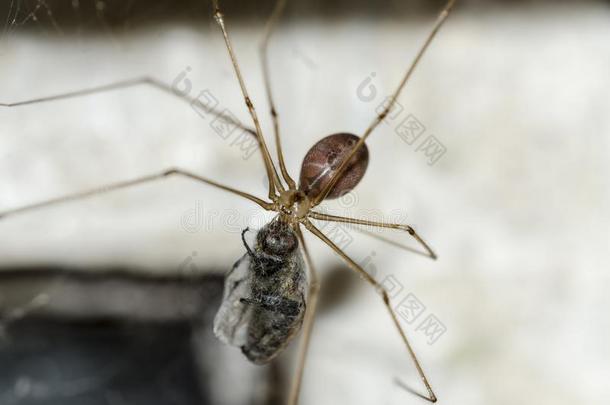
[0,0,597,33]
[0,267,270,405]
[0,268,223,322]
[0,319,208,405]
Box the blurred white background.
[0,0,609,404]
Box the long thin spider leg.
[287,224,320,405]
[351,227,431,260]
[308,211,437,259]
[312,0,456,206]
[0,167,273,220]
[303,219,438,403]
[0,77,289,201]
[260,0,297,190]
[211,0,285,199]
[0,77,255,136]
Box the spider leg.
[260,0,297,190]
[212,0,285,199]
[286,224,320,405]
[0,76,254,137]
[309,211,437,259]
[0,167,273,220]
[312,0,456,206]
[304,219,437,403]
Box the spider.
[0,0,455,403]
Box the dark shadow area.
[0,266,225,321]
[316,264,360,315]
[0,318,208,405]
[0,267,230,405]
[0,0,591,34]
[394,377,437,403]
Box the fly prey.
[214,220,307,364]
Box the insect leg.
[303,219,437,403]
[0,168,273,220]
[287,225,320,405]
[211,0,285,199]
[241,227,256,257]
[0,76,253,136]
[312,0,456,206]
[308,211,437,259]
[260,0,297,190]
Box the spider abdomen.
[298,133,369,200]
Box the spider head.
[277,189,311,220]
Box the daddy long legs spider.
[0,0,456,403]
